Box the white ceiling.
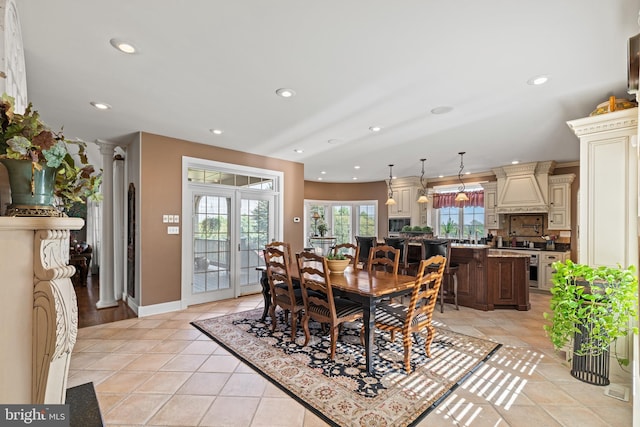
[16,0,640,183]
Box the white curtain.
[86,199,102,274]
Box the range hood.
[491,161,555,214]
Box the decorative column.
[0,217,83,404]
[113,154,125,300]
[95,140,118,309]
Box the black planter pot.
[570,322,610,386]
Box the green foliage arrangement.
[441,218,457,236]
[422,226,433,233]
[0,93,102,209]
[543,260,638,365]
[401,225,412,232]
[326,253,347,260]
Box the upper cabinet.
[547,174,575,230]
[481,182,500,229]
[567,108,638,267]
[388,186,413,217]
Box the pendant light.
[385,164,397,206]
[416,158,429,203]
[455,152,469,202]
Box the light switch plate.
[163,215,169,223]
[174,215,180,223]
[167,226,179,234]
[168,215,175,223]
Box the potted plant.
[441,218,457,237]
[317,222,329,237]
[0,93,102,216]
[326,253,350,274]
[543,259,638,385]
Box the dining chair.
[368,244,400,275]
[265,241,293,266]
[422,239,458,312]
[332,242,359,267]
[383,237,408,274]
[372,255,446,373]
[355,236,377,269]
[296,250,364,360]
[263,245,304,341]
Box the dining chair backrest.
[383,237,407,268]
[265,241,293,267]
[421,239,451,269]
[368,244,400,275]
[263,246,295,306]
[409,255,447,324]
[355,236,377,266]
[295,250,337,319]
[333,242,359,266]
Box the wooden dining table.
[258,265,417,374]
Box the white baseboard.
[136,300,182,317]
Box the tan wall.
[304,180,388,236]
[139,132,304,306]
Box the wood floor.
[75,274,137,328]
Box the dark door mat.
[65,382,104,427]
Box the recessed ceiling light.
[354,165,360,169]
[276,88,296,98]
[465,171,471,175]
[327,139,343,144]
[431,106,453,115]
[320,171,326,174]
[294,148,303,153]
[90,101,111,110]
[352,177,358,180]
[511,160,519,164]
[209,129,223,135]
[527,75,549,85]
[369,126,382,132]
[317,177,323,181]
[438,175,444,178]
[109,38,137,54]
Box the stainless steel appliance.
[388,217,411,237]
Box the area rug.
[191,309,501,427]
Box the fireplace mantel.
[0,217,83,403]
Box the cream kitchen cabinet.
[567,108,638,268]
[538,251,570,291]
[388,186,414,218]
[547,174,575,230]
[481,182,501,229]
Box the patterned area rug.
[191,309,501,427]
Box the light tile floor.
[69,292,633,426]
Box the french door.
[185,187,274,306]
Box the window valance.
[432,190,484,209]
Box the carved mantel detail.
[32,229,78,403]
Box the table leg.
[363,298,376,374]
[259,271,270,321]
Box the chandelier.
[416,158,429,203]
[455,152,469,202]
[385,164,396,206]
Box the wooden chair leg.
[302,314,311,346]
[439,281,445,313]
[329,326,339,360]
[424,325,435,358]
[452,273,459,310]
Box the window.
[433,184,485,241]
[305,200,377,246]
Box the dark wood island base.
[448,245,530,311]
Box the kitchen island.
[449,244,530,311]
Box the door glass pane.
[193,195,231,294]
[240,197,269,288]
